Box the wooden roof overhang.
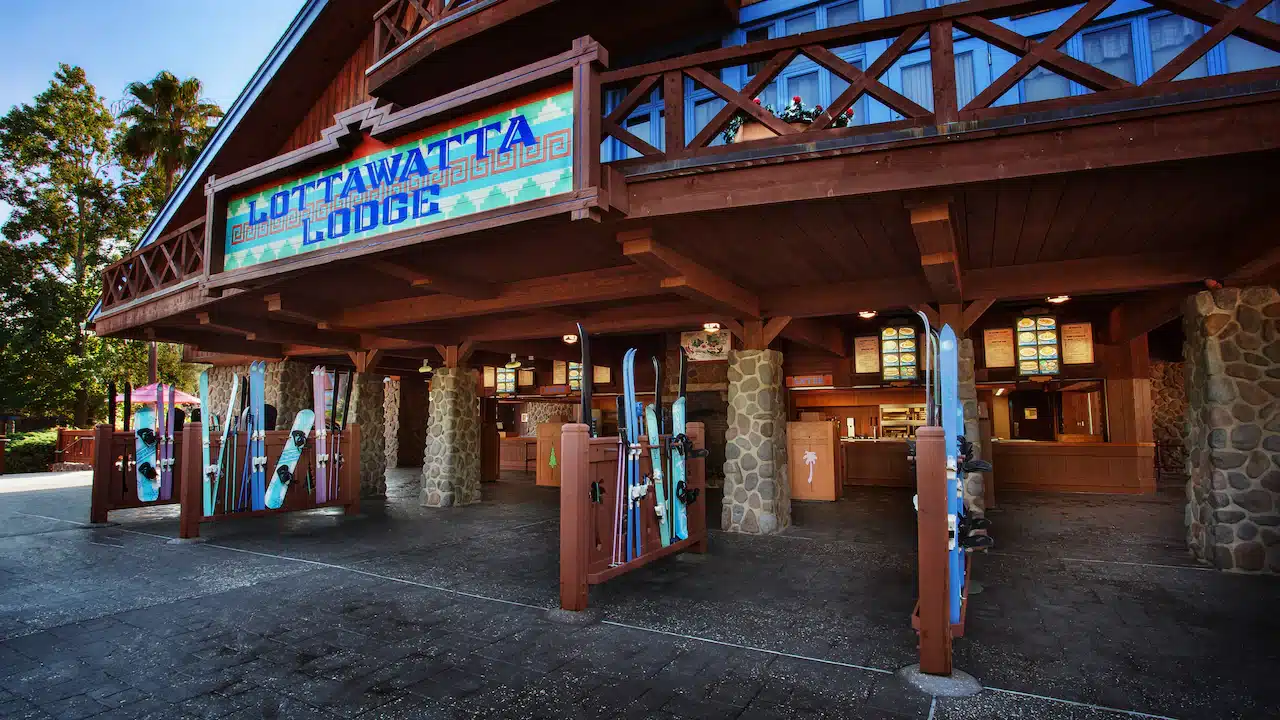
[92,1,1280,375]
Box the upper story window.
[1149,14,1206,79]
[1082,25,1136,83]
[786,12,817,35]
[828,1,860,26]
[1225,0,1280,72]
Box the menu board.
[496,367,517,396]
[518,369,535,387]
[1061,322,1095,365]
[568,361,583,391]
[881,325,918,381]
[483,366,496,388]
[983,328,1016,369]
[854,336,880,374]
[593,365,611,384]
[552,360,567,385]
[1016,315,1060,376]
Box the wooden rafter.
[1108,287,1193,344]
[778,317,847,357]
[910,203,963,303]
[362,259,498,299]
[619,231,761,318]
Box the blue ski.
[199,371,212,515]
[939,324,964,625]
[250,361,267,511]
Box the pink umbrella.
[114,382,201,405]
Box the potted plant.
[724,96,854,144]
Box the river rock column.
[959,339,985,517]
[349,373,387,497]
[1183,287,1280,573]
[384,378,401,470]
[722,349,790,534]
[421,368,481,507]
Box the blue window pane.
[1023,65,1071,102]
[746,26,770,76]
[890,0,926,15]
[1082,26,1136,83]
[828,59,866,125]
[624,116,650,159]
[1149,14,1208,79]
[902,62,932,111]
[955,52,976,109]
[1225,1,1280,72]
[788,71,820,108]
[828,1,860,26]
[786,12,816,36]
[693,98,727,145]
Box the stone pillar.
[722,349,790,534]
[521,402,574,436]
[384,378,401,472]
[958,339,985,517]
[350,373,387,498]
[1183,287,1280,573]
[206,359,310,429]
[420,368,482,507]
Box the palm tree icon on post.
[803,450,818,484]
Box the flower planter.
[733,119,811,143]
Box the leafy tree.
[118,71,223,207]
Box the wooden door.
[1009,391,1054,441]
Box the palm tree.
[118,71,223,203]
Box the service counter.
[841,439,913,488]
[991,440,1155,494]
[499,436,538,472]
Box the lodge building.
[89,0,1280,573]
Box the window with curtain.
[624,116,651,160]
[890,0,926,15]
[1225,0,1280,72]
[1023,64,1071,101]
[1082,26,1136,83]
[1149,14,1208,79]
[901,62,933,111]
[786,12,817,36]
[788,71,821,107]
[746,26,770,76]
[954,51,976,109]
[693,97,727,145]
[829,58,867,125]
[828,1,860,26]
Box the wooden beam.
[333,265,664,329]
[911,304,940,330]
[620,232,761,318]
[1224,243,1280,285]
[200,311,362,350]
[1108,287,1194,344]
[762,317,791,347]
[348,349,384,373]
[963,252,1209,298]
[362,259,499,299]
[961,299,996,333]
[779,317,847,357]
[148,328,284,359]
[910,203,962,303]
[264,293,327,326]
[765,276,933,318]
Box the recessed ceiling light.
[563,334,578,344]
[702,322,721,334]
[1046,295,1070,304]
[858,310,877,319]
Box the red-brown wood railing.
[599,0,1280,166]
[99,218,205,313]
[373,0,496,62]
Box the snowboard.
[312,366,330,503]
[670,347,692,541]
[939,324,964,625]
[645,403,672,548]
[249,362,267,511]
[265,410,315,509]
[199,371,212,515]
[134,405,159,502]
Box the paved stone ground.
[1,468,1277,719]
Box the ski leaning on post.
[249,362,268,511]
[134,402,159,502]
[265,409,315,509]
[645,356,672,548]
[670,347,703,540]
[156,383,168,500]
[612,394,627,567]
[312,366,330,504]
[214,374,240,515]
[199,371,213,516]
[939,325,965,626]
[622,348,650,561]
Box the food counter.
[499,436,538,472]
[991,440,1155,494]
[841,438,913,488]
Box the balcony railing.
[99,217,205,314]
[598,0,1280,168]
[373,0,496,63]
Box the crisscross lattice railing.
[99,218,205,313]
[373,0,492,61]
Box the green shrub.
[5,430,58,474]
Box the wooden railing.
[599,0,1280,166]
[54,428,96,467]
[373,0,495,62]
[99,217,204,313]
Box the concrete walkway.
[0,469,1275,719]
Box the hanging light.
[1046,295,1070,304]
[858,310,877,319]
[563,333,579,344]
[702,321,721,334]
[505,353,522,369]
[418,358,433,374]
[995,387,1005,396]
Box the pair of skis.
[311,367,353,505]
[134,383,175,502]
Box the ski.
[134,404,159,502]
[199,371,212,515]
[577,322,595,437]
[621,348,645,561]
[163,384,176,500]
[670,347,690,541]
[156,383,170,501]
[250,362,267,510]
[214,374,240,515]
[612,395,626,567]
[646,357,671,548]
[939,324,964,625]
[265,409,315,509]
[313,367,330,504]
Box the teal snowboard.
[645,403,672,548]
[199,370,213,515]
[265,410,314,509]
[134,405,159,502]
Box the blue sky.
[2,0,306,115]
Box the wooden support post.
[559,423,591,611]
[179,422,202,539]
[90,424,114,524]
[915,426,952,676]
[930,21,959,124]
[687,422,709,553]
[344,423,362,515]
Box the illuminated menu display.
[496,367,517,396]
[881,325,918,381]
[568,361,583,391]
[1017,315,1060,376]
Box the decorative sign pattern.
[983,328,1016,369]
[1017,315,1060,376]
[681,330,729,361]
[1061,322,1095,365]
[854,336,880,374]
[223,88,574,271]
[881,325,918,381]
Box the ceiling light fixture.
[563,333,579,344]
[858,310,877,319]
[702,321,721,334]
[995,387,1005,396]
[1046,295,1070,304]
[505,353,522,369]
[418,359,433,374]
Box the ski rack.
[89,422,362,537]
[559,421,708,611]
[89,424,184,523]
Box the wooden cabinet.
[787,421,841,501]
[536,422,564,486]
[499,437,538,472]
